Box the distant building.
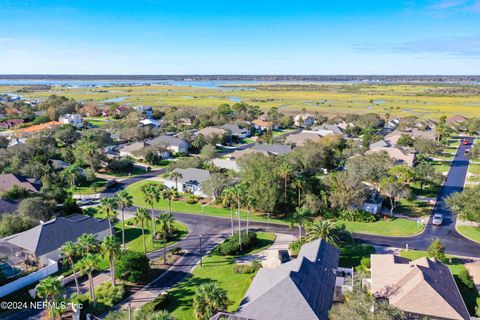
[305,124,344,137]
[0,173,41,193]
[220,124,250,139]
[366,146,416,167]
[0,119,24,129]
[252,118,276,131]
[139,118,161,128]
[119,141,149,158]
[446,115,467,124]
[195,126,228,138]
[294,113,315,127]
[369,254,470,320]
[362,189,383,214]
[163,168,211,197]
[14,121,63,137]
[285,131,322,146]
[78,105,100,117]
[59,113,83,128]
[147,135,189,153]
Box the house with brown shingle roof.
[78,105,100,117]
[0,173,42,193]
[370,254,470,320]
[446,115,467,124]
[366,146,416,167]
[252,118,276,131]
[14,121,63,137]
[285,131,322,147]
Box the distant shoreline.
[0,74,480,83]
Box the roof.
[195,126,227,137]
[169,168,211,185]
[252,119,273,128]
[446,115,467,124]
[220,124,249,135]
[366,146,415,166]
[119,141,148,154]
[371,254,470,320]
[0,174,41,192]
[369,140,391,149]
[0,199,18,214]
[285,132,322,146]
[310,124,343,135]
[237,239,339,320]
[253,144,292,155]
[148,135,188,148]
[6,214,110,257]
[139,118,161,127]
[14,121,63,135]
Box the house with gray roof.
[162,168,211,197]
[119,141,149,157]
[147,135,189,153]
[306,124,344,137]
[0,199,18,215]
[252,143,292,155]
[220,124,250,139]
[5,214,110,266]
[234,239,341,320]
[0,173,41,193]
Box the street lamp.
[199,234,203,267]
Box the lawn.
[86,119,108,127]
[400,250,479,315]
[69,179,107,195]
[430,160,452,174]
[125,180,288,225]
[457,225,480,244]
[468,164,480,175]
[339,217,424,237]
[339,242,375,268]
[166,232,276,320]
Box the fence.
[0,259,58,298]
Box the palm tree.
[291,175,306,207]
[79,254,101,307]
[290,207,312,238]
[36,277,63,320]
[162,187,176,215]
[60,241,80,294]
[134,207,150,254]
[61,165,82,195]
[232,184,247,252]
[157,212,175,263]
[193,282,228,320]
[166,171,183,190]
[305,220,341,247]
[100,197,119,236]
[77,233,99,255]
[221,187,236,236]
[278,162,294,202]
[245,193,256,235]
[116,190,133,248]
[101,236,120,286]
[141,183,163,245]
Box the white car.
[432,214,443,226]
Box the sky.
[0,0,480,75]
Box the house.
[336,121,354,130]
[134,106,153,118]
[14,121,63,137]
[294,113,315,127]
[119,141,149,157]
[369,254,470,320]
[285,131,322,146]
[220,124,250,139]
[233,239,346,320]
[147,135,189,153]
[59,113,83,128]
[0,174,41,193]
[446,115,467,124]
[5,214,110,265]
[385,129,435,145]
[384,118,400,130]
[366,146,416,167]
[115,105,130,116]
[78,105,100,117]
[0,119,24,129]
[195,126,228,138]
[0,199,18,215]
[369,140,391,149]
[139,118,161,128]
[252,118,276,131]
[4,107,22,116]
[362,189,383,214]
[253,144,292,156]
[163,168,211,197]
[306,124,344,137]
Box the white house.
[163,168,211,197]
[147,135,189,154]
[294,113,315,127]
[139,118,161,128]
[59,114,83,128]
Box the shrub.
[185,195,200,204]
[116,250,150,283]
[169,247,182,255]
[216,232,258,255]
[1,185,30,200]
[427,238,447,263]
[232,261,261,274]
[457,269,474,289]
[140,292,169,313]
[355,257,371,273]
[289,239,305,257]
[337,209,377,223]
[108,158,134,173]
[95,282,125,307]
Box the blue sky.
[0,0,479,74]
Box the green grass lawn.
[87,119,107,127]
[400,250,479,315]
[166,232,276,320]
[102,166,150,177]
[69,179,107,195]
[468,164,480,175]
[339,218,424,237]
[125,180,288,225]
[430,160,452,174]
[457,225,480,244]
[339,242,375,268]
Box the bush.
[355,257,371,273]
[337,209,377,223]
[185,195,200,204]
[63,197,81,215]
[232,261,261,274]
[116,250,150,283]
[95,282,125,307]
[140,292,169,314]
[289,239,305,257]
[0,214,38,237]
[457,269,474,289]
[1,185,30,200]
[216,232,258,256]
[169,247,182,255]
[108,158,134,173]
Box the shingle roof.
[171,168,211,185]
[252,144,292,155]
[220,124,249,135]
[6,214,110,257]
[119,141,148,154]
[0,199,18,214]
[237,239,339,320]
[285,132,322,146]
[0,174,41,192]
[195,126,227,137]
[371,254,470,320]
[147,135,187,148]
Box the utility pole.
[199,234,203,267]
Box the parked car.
[105,179,118,188]
[432,214,443,226]
[78,198,94,206]
[463,139,469,145]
